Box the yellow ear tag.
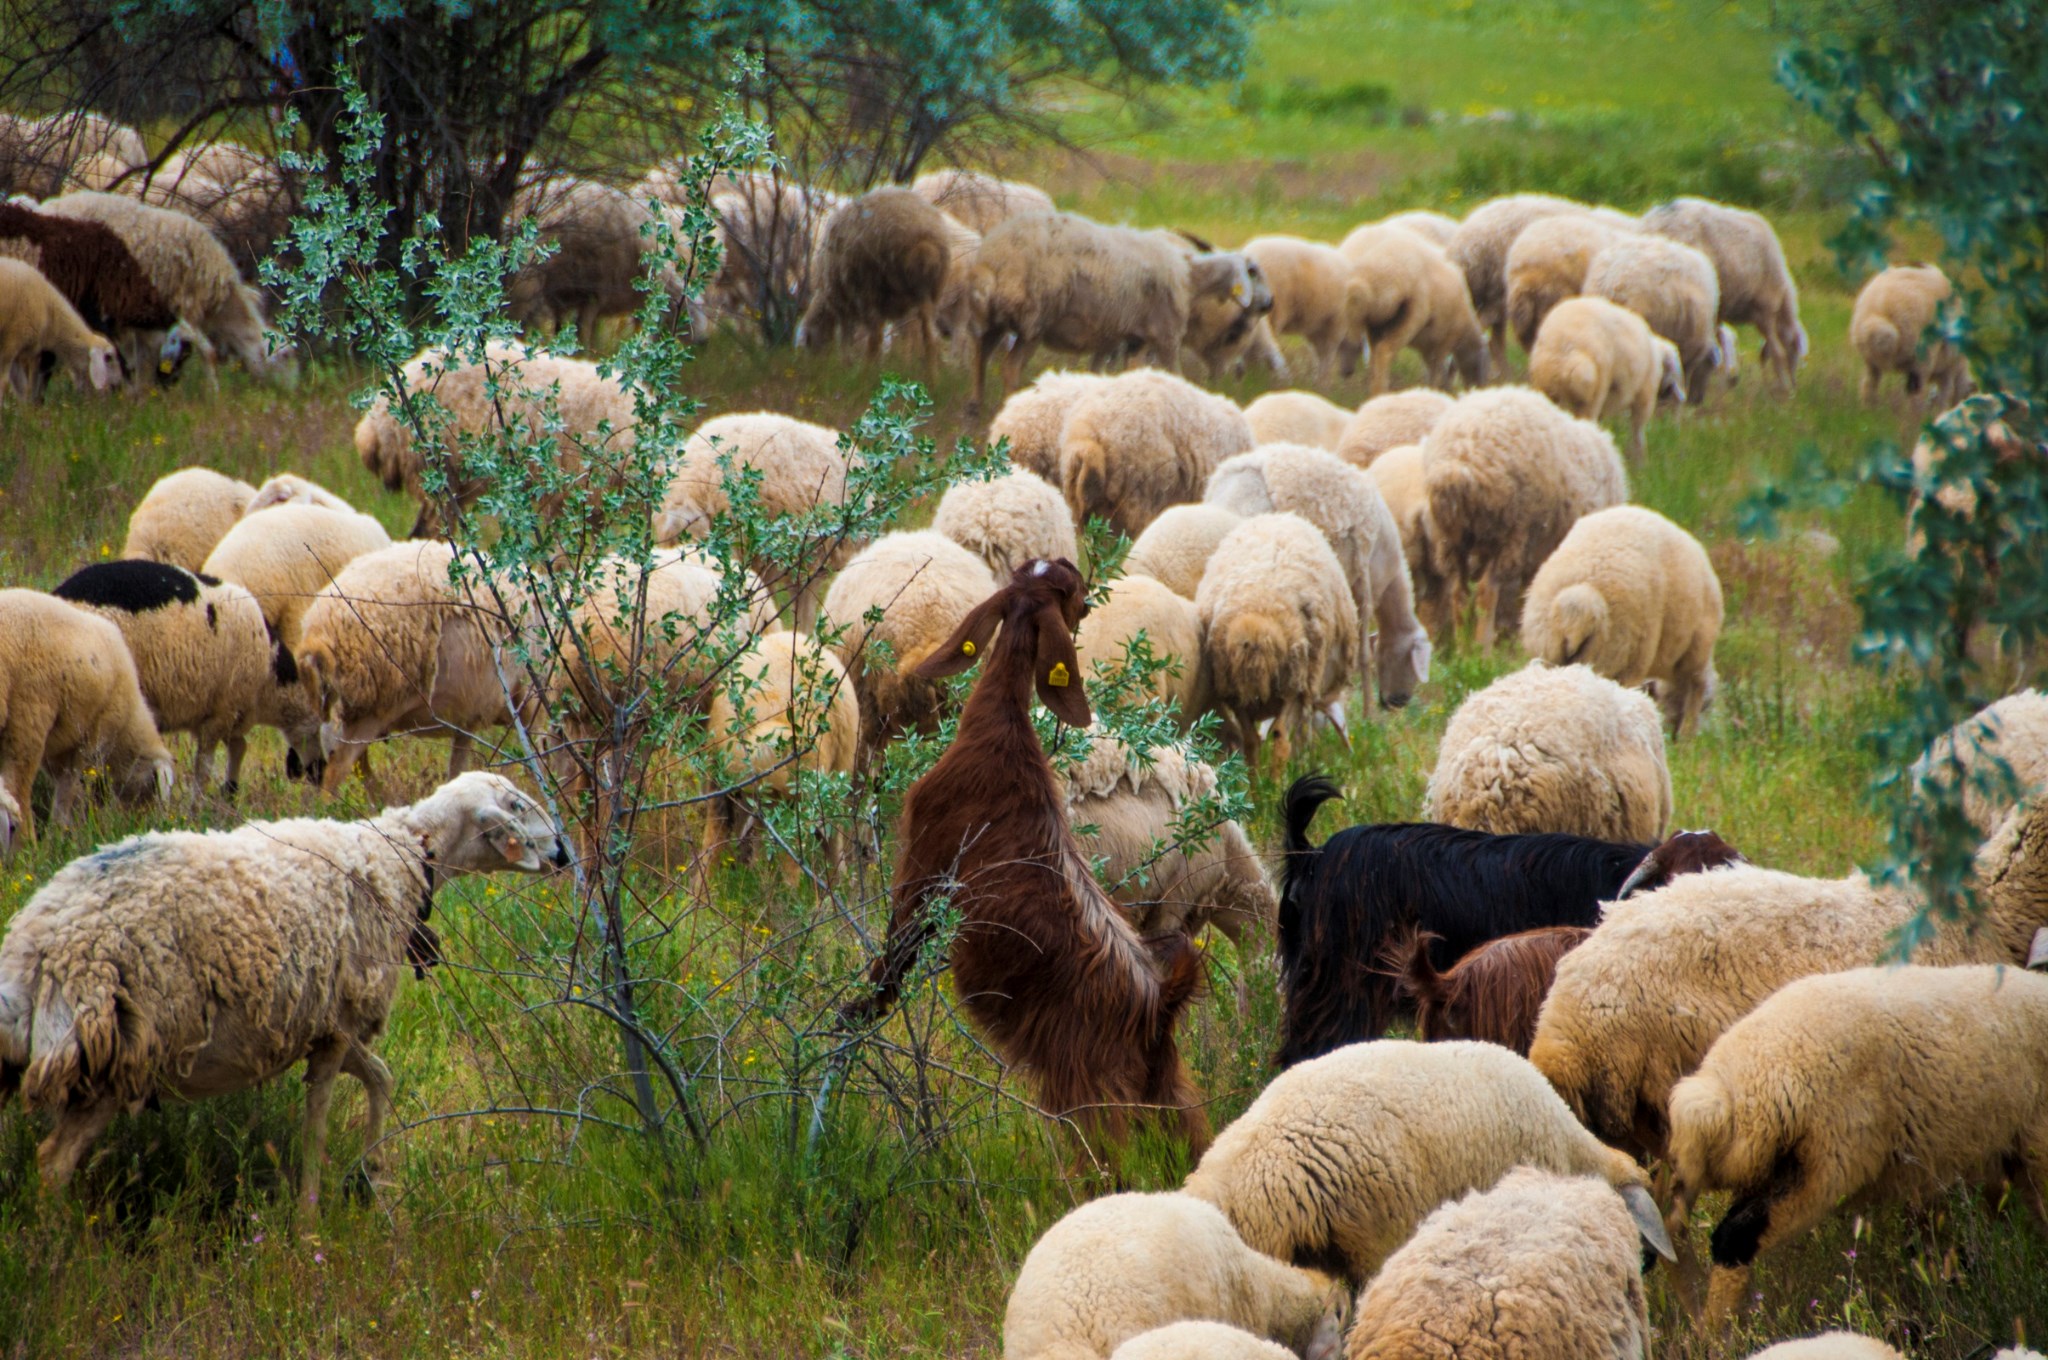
[961,640,975,656]
[1047,662,1070,687]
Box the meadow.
[1,0,2043,1356]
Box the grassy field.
[3,0,2044,1356]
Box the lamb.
[52,560,323,793]
[1181,1039,1671,1286]
[1075,574,1209,724]
[1241,236,1371,385]
[1419,386,1628,645]
[201,504,395,647]
[703,629,859,863]
[1424,662,1672,842]
[652,411,853,627]
[0,771,566,1201]
[1003,1191,1343,1360]
[1504,212,1625,351]
[1195,512,1358,773]
[0,257,119,404]
[908,169,1055,234]
[1125,505,1244,600]
[933,468,1080,580]
[819,531,997,758]
[1528,296,1686,461]
[1205,442,1431,710]
[1850,264,1973,409]
[122,467,259,570]
[1334,390,1452,469]
[796,187,953,364]
[506,178,703,345]
[1243,391,1353,451]
[1912,690,2048,835]
[243,473,355,515]
[1058,367,1255,539]
[1359,444,1446,637]
[0,201,182,383]
[0,588,174,848]
[1667,965,2048,1326]
[989,370,1114,481]
[1519,505,1723,735]
[1110,1323,1302,1360]
[846,558,1209,1156]
[1337,225,1488,395]
[1344,1169,1651,1360]
[1640,197,1807,391]
[1583,233,1723,404]
[1369,210,1459,249]
[1444,193,1590,370]
[1528,795,2048,1157]
[40,191,296,386]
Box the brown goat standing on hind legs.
[842,558,1211,1164]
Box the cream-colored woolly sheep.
[1504,212,1625,351]
[1361,443,1446,637]
[354,342,640,538]
[1333,389,1453,469]
[652,411,852,628]
[908,168,1055,235]
[1850,264,1972,409]
[1344,1169,1650,1360]
[1746,1336,1904,1360]
[1668,965,2048,1326]
[1419,385,1629,645]
[1182,1040,1670,1287]
[52,560,322,793]
[703,630,858,861]
[0,771,566,1201]
[797,187,953,363]
[1528,795,2048,1158]
[507,178,703,344]
[1912,690,2048,835]
[1641,197,1807,391]
[1520,506,1723,735]
[122,467,259,570]
[1075,575,1209,724]
[1003,1191,1344,1360]
[0,589,174,848]
[244,472,355,515]
[1528,296,1686,461]
[1205,443,1430,710]
[1241,236,1370,385]
[1424,661,1672,842]
[0,257,118,405]
[1124,505,1244,601]
[202,504,395,647]
[1243,391,1352,451]
[1369,209,1459,249]
[819,530,997,758]
[1059,367,1255,539]
[1583,232,1723,404]
[1195,512,1358,772]
[1336,225,1488,395]
[1110,1323,1301,1360]
[41,191,295,386]
[989,370,1113,481]
[933,468,1079,579]
[1445,193,1590,370]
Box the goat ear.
[916,590,1006,680]
[1032,602,1092,727]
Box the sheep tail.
[296,637,336,716]
[1547,583,1609,666]
[0,951,31,1104]
[1389,929,1448,1013]
[1283,773,1341,857]
[1667,1069,1736,1211]
[12,949,129,1109]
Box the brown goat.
[845,557,1210,1157]
[1614,827,1746,898]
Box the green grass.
[3,1,2044,1355]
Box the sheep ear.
[916,591,1006,680]
[1032,602,1092,728]
[1620,1184,1676,1262]
[478,805,541,870]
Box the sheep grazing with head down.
[0,772,567,1202]
[1504,212,1626,352]
[0,258,120,405]
[1243,391,1353,452]
[1125,504,1244,601]
[990,370,1114,481]
[122,467,258,571]
[1075,575,1209,724]
[1359,444,1446,637]
[1528,296,1687,462]
[201,504,394,648]
[797,187,954,365]
[1445,193,1590,370]
[1640,197,1807,391]
[704,630,859,866]
[1583,233,1724,406]
[1746,1337,1904,1360]
[1059,367,1255,539]
[1334,389,1452,469]
[846,559,1209,1156]
[0,201,183,385]
[933,468,1079,580]
[1336,224,1488,395]
[909,168,1055,234]
[1112,1323,1303,1360]
[1912,689,2048,836]
[1369,210,1459,250]
[1241,236,1371,385]
[243,473,355,515]
[506,178,705,345]
[1850,264,1972,410]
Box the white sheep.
[818,530,997,758]
[1344,1168,1651,1360]
[1444,193,1590,370]
[1640,197,1807,391]
[1059,367,1256,539]
[1850,264,1972,410]
[652,411,853,628]
[201,503,395,647]
[0,771,566,1200]
[1170,236,1284,381]
[1420,385,1629,646]
[1368,209,1459,249]
[1424,660,1672,842]
[0,589,174,848]
[122,467,258,571]
[1241,236,1370,385]
[989,369,1114,481]
[1195,512,1358,772]
[1361,443,1447,638]
[1337,225,1488,395]
[0,257,118,405]
[1110,1323,1301,1360]
[1912,690,2048,835]
[1075,574,1209,723]
[1528,295,1686,461]
[1002,1190,1344,1360]
[1125,504,1244,600]
[1746,1337,1905,1360]
[1242,391,1352,451]
[243,473,355,515]
[1668,965,2048,1326]
[704,630,859,864]
[933,468,1079,579]
[1182,1040,1671,1286]
[908,168,1055,234]
[1504,211,1625,352]
[1205,442,1430,710]
[1583,233,1723,404]
[1333,389,1453,469]
[1519,505,1723,735]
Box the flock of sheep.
[0,104,2038,1359]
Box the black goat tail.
[1283,774,1342,856]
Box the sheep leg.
[1486,320,1507,380]
[1473,572,1501,650]
[221,734,249,797]
[0,734,45,846]
[1628,391,1652,463]
[342,1040,395,1193]
[1859,364,1881,405]
[36,1096,120,1189]
[445,731,475,778]
[1001,338,1039,405]
[297,1038,349,1207]
[48,759,83,829]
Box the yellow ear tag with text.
[1047,662,1070,687]
[961,640,975,656]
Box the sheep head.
[405,772,570,874]
[917,556,1093,728]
